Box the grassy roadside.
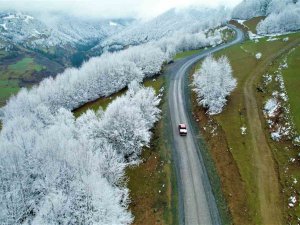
[174,49,202,60]
[73,76,164,117]
[126,76,177,225]
[127,91,177,224]
[256,45,300,224]
[190,32,300,224]
[281,46,300,131]
[72,76,177,225]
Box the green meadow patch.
[243,16,265,34]
[8,57,44,76]
[0,56,47,106]
[0,79,20,106]
[174,49,202,60]
[73,76,164,118]
[282,46,300,132]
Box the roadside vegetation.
[191,31,300,225]
[174,49,202,60]
[73,76,177,225]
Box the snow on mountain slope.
[0,11,131,50]
[98,7,230,51]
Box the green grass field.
[174,49,202,60]
[192,32,300,224]
[256,43,300,223]
[0,80,20,106]
[174,27,235,61]
[0,56,47,106]
[8,57,44,77]
[282,46,300,132]
[0,79,20,107]
[73,90,125,118]
[243,16,265,34]
[73,76,164,117]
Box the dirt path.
[244,39,300,225]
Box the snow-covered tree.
[118,44,167,77]
[193,55,237,115]
[0,84,160,224]
[232,0,300,34]
[232,0,272,19]
[257,2,300,34]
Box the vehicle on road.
[178,123,187,136]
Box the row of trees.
[155,29,223,61]
[0,82,160,224]
[1,28,224,122]
[193,55,237,115]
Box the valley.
[0,1,300,224]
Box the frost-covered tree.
[118,44,167,77]
[232,0,297,19]
[193,55,237,115]
[257,2,300,34]
[232,0,272,19]
[232,0,300,34]
[0,84,160,224]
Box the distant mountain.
[0,11,130,48]
[90,7,230,54]
[0,11,133,66]
[0,11,134,106]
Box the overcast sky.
[0,0,242,19]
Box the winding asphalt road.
[167,25,244,225]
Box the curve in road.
[167,25,244,225]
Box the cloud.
[0,0,242,19]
